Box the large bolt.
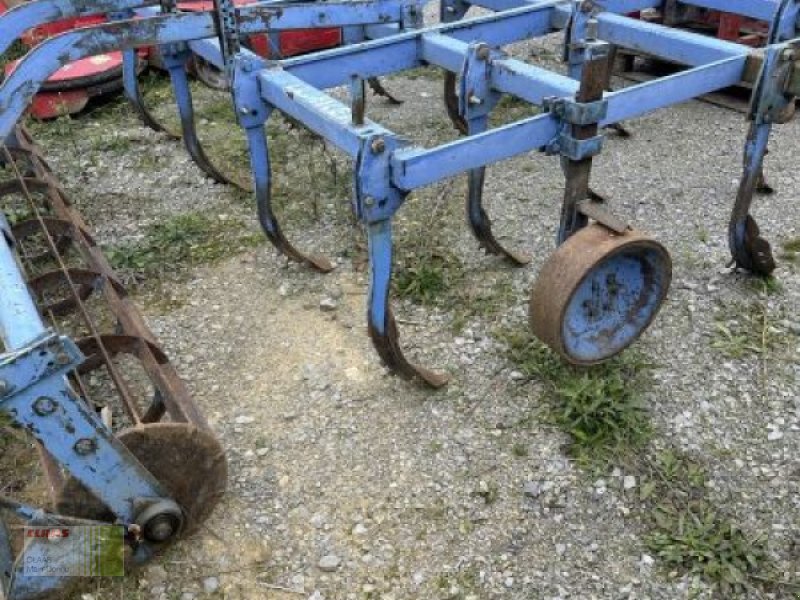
[74,438,97,456]
[370,138,386,154]
[55,352,71,366]
[782,48,797,62]
[468,95,483,105]
[476,45,491,61]
[33,397,57,416]
[145,515,178,543]
[363,196,376,208]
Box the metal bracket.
[750,41,800,124]
[0,333,82,403]
[355,134,407,223]
[546,131,604,160]
[577,199,630,234]
[458,42,500,120]
[231,55,271,128]
[544,96,608,125]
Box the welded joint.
[355,134,406,223]
[0,333,83,404]
[458,42,500,121]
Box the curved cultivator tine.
[166,58,254,191]
[443,72,468,134]
[366,220,449,388]
[367,77,404,105]
[467,167,530,265]
[123,50,181,140]
[244,126,334,272]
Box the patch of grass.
[435,564,481,595]
[490,94,540,127]
[710,300,789,359]
[747,276,783,296]
[500,329,652,468]
[498,327,775,593]
[641,451,769,596]
[395,248,466,305]
[782,237,800,253]
[105,212,262,281]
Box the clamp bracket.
[544,96,608,125]
[546,131,604,160]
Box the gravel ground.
[3,9,799,600]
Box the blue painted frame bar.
[256,67,397,157]
[0,0,158,57]
[0,216,47,348]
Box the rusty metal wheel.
[55,423,227,537]
[530,224,672,365]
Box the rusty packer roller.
[0,125,227,600]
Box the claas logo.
[26,528,70,541]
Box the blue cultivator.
[2,0,799,389]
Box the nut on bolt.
[782,47,797,61]
[370,138,386,154]
[33,397,57,416]
[476,45,491,61]
[74,438,98,456]
[363,196,376,208]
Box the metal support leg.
[351,76,366,125]
[441,0,470,133]
[164,47,251,190]
[457,43,530,264]
[728,42,798,275]
[728,121,776,274]
[465,115,530,264]
[557,42,610,244]
[366,219,448,388]
[243,125,333,272]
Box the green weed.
[500,330,652,468]
[105,212,262,281]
